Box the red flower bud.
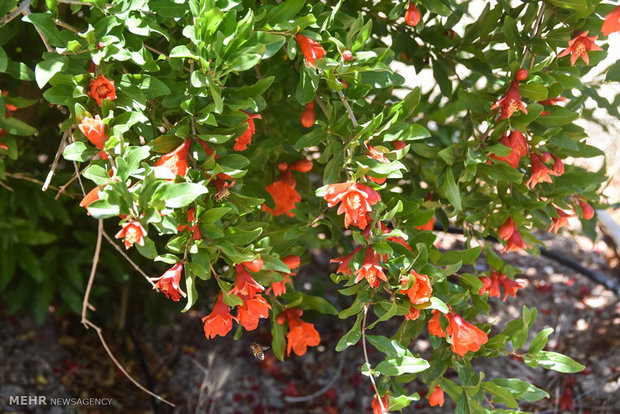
[243,258,264,273]
[514,68,528,81]
[301,102,315,128]
[342,50,353,61]
[405,3,421,27]
[578,199,594,220]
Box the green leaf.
[528,327,553,354]
[536,351,585,373]
[375,355,429,376]
[501,16,520,47]
[83,165,110,186]
[182,269,198,312]
[35,54,68,88]
[297,293,338,315]
[0,46,7,72]
[367,301,397,329]
[483,382,519,409]
[335,313,362,351]
[428,296,450,314]
[440,167,462,212]
[438,246,481,265]
[217,154,250,178]
[490,378,549,402]
[535,106,578,126]
[162,183,208,208]
[22,13,66,47]
[403,124,431,141]
[548,0,587,13]
[120,74,171,98]
[136,237,157,259]
[265,0,305,23]
[519,82,548,101]
[0,117,37,136]
[87,199,121,219]
[63,142,98,161]
[271,308,287,361]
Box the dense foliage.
[1,0,619,411]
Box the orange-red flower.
[271,255,300,296]
[202,293,233,339]
[262,159,312,217]
[428,386,444,407]
[491,80,527,119]
[264,181,301,217]
[578,198,595,220]
[489,130,528,168]
[367,145,389,184]
[479,270,524,301]
[79,186,101,209]
[538,96,566,115]
[405,3,421,26]
[88,75,116,106]
[277,308,321,356]
[371,393,389,414]
[428,310,446,338]
[151,262,186,301]
[324,182,380,229]
[404,306,421,321]
[400,271,432,304]
[331,246,362,275]
[295,34,326,68]
[230,264,264,299]
[447,313,488,356]
[526,152,554,189]
[558,31,603,66]
[78,115,108,159]
[115,219,146,250]
[354,247,387,288]
[233,112,261,151]
[548,207,572,234]
[498,217,531,253]
[237,294,271,330]
[154,138,191,178]
[501,277,524,301]
[602,6,620,36]
[301,102,315,128]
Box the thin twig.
[22,7,54,52]
[519,4,545,68]
[54,18,80,33]
[81,219,103,326]
[81,222,173,407]
[5,172,65,193]
[0,180,14,192]
[0,0,31,25]
[144,44,169,59]
[102,230,155,287]
[43,129,70,191]
[337,90,358,128]
[314,96,330,120]
[72,160,86,195]
[57,0,92,4]
[84,319,175,407]
[362,304,386,412]
[54,165,87,199]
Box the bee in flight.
[250,342,270,360]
